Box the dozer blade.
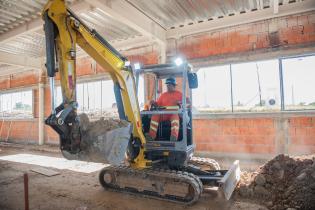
[218,160,240,200]
[62,123,131,165]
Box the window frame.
[193,53,315,114]
[0,88,34,119]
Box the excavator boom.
[42,0,147,167]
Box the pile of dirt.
[237,154,315,210]
[62,114,131,165]
[80,114,129,136]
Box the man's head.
[165,77,176,92]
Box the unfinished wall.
[193,115,315,159]
[0,11,314,158]
[171,11,315,63]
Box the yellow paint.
[42,0,150,168]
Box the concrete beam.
[76,36,154,58]
[0,67,34,77]
[189,42,315,68]
[88,0,166,45]
[167,0,315,39]
[0,1,91,44]
[111,36,153,51]
[273,0,279,14]
[0,52,41,69]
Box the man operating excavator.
[147,77,189,141]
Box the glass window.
[192,65,232,112]
[137,75,144,109]
[232,60,280,112]
[282,55,315,110]
[100,80,116,109]
[54,78,145,117]
[0,90,33,118]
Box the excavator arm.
[42,0,147,167]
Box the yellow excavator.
[42,0,240,204]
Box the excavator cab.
[135,63,197,167]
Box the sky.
[192,55,315,110]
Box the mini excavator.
[42,0,240,204]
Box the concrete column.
[38,61,46,146]
[38,83,45,145]
[159,43,166,64]
[275,118,289,154]
[159,43,167,92]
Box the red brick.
[249,34,258,43]
[289,117,313,127]
[287,16,298,27]
[235,135,274,145]
[291,137,315,146]
[308,14,315,24]
[294,128,308,136]
[198,143,274,154]
[297,15,308,26]
[288,145,315,155]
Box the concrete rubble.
[236,154,315,210]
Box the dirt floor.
[0,143,268,210]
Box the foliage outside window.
[0,90,33,118]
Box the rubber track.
[99,165,203,205]
[189,156,221,170]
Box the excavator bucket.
[218,160,241,200]
[62,117,132,165]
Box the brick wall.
[174,11,315,60]
[193,116,315,157]
[288,117,315,155]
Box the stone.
[266,201,273,207]
[277,169,285,180]
[254,174,266,186]
[254,185,269,196]
[296,172,306,181]
[272,161,282,170]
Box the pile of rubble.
[237,154,315,210]
[62,114,131,165]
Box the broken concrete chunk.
[296,172,307,181]
[254,185,268,196]
[254,174,266,186]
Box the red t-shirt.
[156,90,182,106]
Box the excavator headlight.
[124,61,130,67]
[174,57,183,66]
[134,63,141,70]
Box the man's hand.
[150,100,157,106]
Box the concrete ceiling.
[0,0,314,76]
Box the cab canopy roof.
[138,63,193,79]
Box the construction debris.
[236,154,315,210]
[62,114,131,165]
